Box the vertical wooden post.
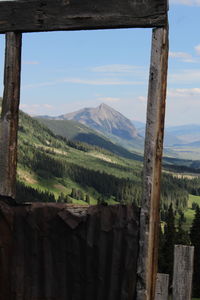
[155,273,169,300]
[172,245,194,300]
[137,25,169,300]
[0,32,22,199]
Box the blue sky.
[0,0,200,126]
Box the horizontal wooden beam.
[0,0,168,33]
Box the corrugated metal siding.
[0,202,139,300]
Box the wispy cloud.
[22,81,57,89]
[91,64,143,73]
[63,78,143,85]
[195,44,200,55]
[137,96,147,103]
[96,97,121,103]
[22,77,144,89]
[169,69,200,84]
[168,88,200,98]
[169,51,195,63]
[166,87,200,125]
[22,61,39,65]
[20,103,54,115]
[170,0,200,5]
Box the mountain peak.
[57,103,141,141]
[98,103,111,109]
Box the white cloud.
[96,97,121,103]
[137,96,147,103]
[20,103,55,115]
[195,44,200,55]
[23,77,144,89]
[167,88,200,98]
[22,61,39,65]
[169,51,195,63]
[166,87,200,125]
[43,104,54,110]
[22,81,57,89]
[63,78,143,85]
[170,0,200,5]
[169,69,200,84]
[92,64,143,73]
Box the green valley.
[16,107,200,226]
[17,109,143,205]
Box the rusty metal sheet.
[0,202,139,300]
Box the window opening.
[15,29,151,205]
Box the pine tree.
[158,225,165,273]
[85,194,90,204]
[176,217,190,245]
[64,195,72,204]
[57,192,65,203]
[70,188,77,199]
[190,205,200,297]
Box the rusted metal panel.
[0,0,168,33]
[137,25,169,300]
[0,32,22,198]
[0,202,139,300]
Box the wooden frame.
[0,1,169,299]
[137,26,169,300]
[0,0,168,33]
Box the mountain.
[131,120,145,130]
[36,118,143,162]
[58,103,139,139]
[162,124,200,159]
[37,103,144,152]
[166,124,200,144]
[135,125,184,147]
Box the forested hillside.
[36,118,143,161]
[17,109,143,204]
[15,108,196,211]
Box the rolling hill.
[166,124,200,143]
[36,117,143,162]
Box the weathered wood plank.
[0,0,168,33]
[0,32,22,199]
[136,25,169,300]
[155,273,169,300]
[0,203,140,299]
[172,245,194,300]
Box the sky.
[0,0,200,126]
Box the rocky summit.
[57,103,139,141]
